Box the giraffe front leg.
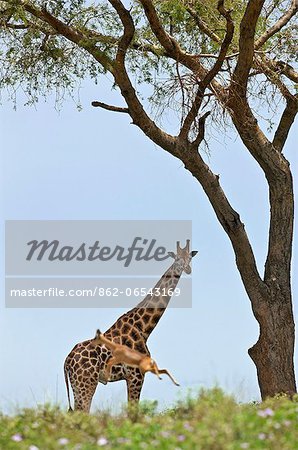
[126,368,145,421]
[126,368,145,403]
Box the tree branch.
[205,1,234,85]
[232,0,265,97]
[192,111,211,147]
[185,4,221,43]
[179,145,268,318]
[105,0,180,157]
[0,7,55,35]
[137,0,217,86]
[139,0,179,55]
[224,2,295,182]
[2,22,28,29]
[108,0,134,62]
[179,0,234,140]
[9,1,114,72]
[82,28,167,57]
[91,101,129,114]
[255,54,296,100]
[255,0,298,50]
[273,96,298,152]
[263,1,279,20]
[267,59,298,84]
[109,0,227,112]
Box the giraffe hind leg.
[70,372,98,413]
[73,382,98,413]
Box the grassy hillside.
[0,389,297,449]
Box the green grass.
[0,388,298,449]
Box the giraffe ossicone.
[64,240,198,412]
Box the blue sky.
[0,77,297,412]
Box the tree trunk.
[248,162,296,399]
[220,93,297,399]
[248,289,296,399]
[180,135,296,400]
[237,236,296,399]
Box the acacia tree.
[1,0,297,399]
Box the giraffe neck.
[106,261,184,342]
[138,261,183,309]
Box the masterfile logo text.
[5,220,193,308]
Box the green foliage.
[0,389,298,449]
[0,0,119,106]
[0,0,296,114]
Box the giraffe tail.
[64,361,73,412]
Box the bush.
[0,389,298,449]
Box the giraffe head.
[168,240,198,274]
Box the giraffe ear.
[191,251,198,258]
[168,252,176,259]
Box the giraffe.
[64,240,197,412]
